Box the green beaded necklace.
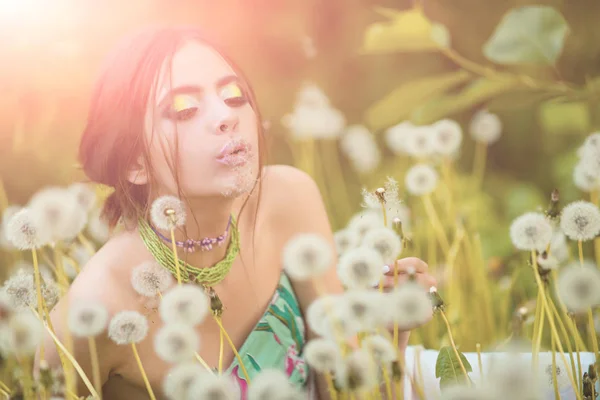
[138,215,240,288]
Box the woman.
[38,26,436,399]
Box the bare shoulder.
[261,164,324,223]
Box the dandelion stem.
[438,310,470,386]
[550,333,561,400]
[575,329,583,395]
[31,248,46,362]
[218,327,224,373]
[531,251,583,400]
[0,177,9,212]
[533,289,546,372]
[578,241,600,359]
[169,228,182,285]
[472,141,487,191]
[213,316,251,383]
[324,371,338,400]
[393,264,399,348]
[88,337,103,400]
[194,352,214,373]
[0,381,10,394]
[550,270,588,352]
[34,308,99,398]
[381,364,393,400]
[77,233,96,256]
[131,343,156,400]
[422,194,450,254]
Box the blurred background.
[1,0,600,350]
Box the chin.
[218,164,258,198]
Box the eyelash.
[164,86,249,122]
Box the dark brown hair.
[79,25,266,230]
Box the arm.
[266,165,344,400]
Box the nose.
[215,116,239,134]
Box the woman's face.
[139,40,260,199]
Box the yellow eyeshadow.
[220,82,243,99]
[171,94,197,112]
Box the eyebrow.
[157,75,241,108]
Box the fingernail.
[382,265,390,274]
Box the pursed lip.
[216,139,252,165]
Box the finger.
[380,273,438,291]
[385,257,428,275]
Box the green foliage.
[365,70,471,131]
[539,100,589,135]
[483,6,569,66]
[435,346,473,390]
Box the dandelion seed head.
[557,262,600,313]
[87,207,110,243]
[549,231,570,263]
[108,310,148,345]
[361,334,397,364]
[159,284,209,326]
[347,211,383,240]
[469,109,502,144]
[150,196,186,230]
[432,119,463,156]
[296,82,331,108]
[282,101,346,140]
[573,160,600,193]
[405,164,439,197]
[5,208,48,250]
[154,323,199,364]
[68,182,97,212]
[487,354,540,399]
[248,369,299,400]
[385,121,414,155]
[282,233,332,281]
[68,301,109,337]
[29,187,87,242]
[340,125,381,174]
[337,247,384,289]
[340,290,385,331]
[2,269,39,310]
[131,261,174,298]
[304,338,341,373]
[306,295,338,336]
[404,126,435,158]
[163,362,205,400]
[1,206,22,250]
[386,283,433,329]
[333,229,360,256]
[543,358,570,392]
[335,350,377,393]
[509,212,553,251]
[188,373,240,400]
[362,226,402,264]
[560,200,600,242]
[3,311,44,356]
[536,253,559,271]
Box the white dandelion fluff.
[248,369,302,400]
[2,269,59,311]
[306,295,339,336]
[559,200,600,242]
[340,125,381,175]
[69,182,97,212]
[163,362,205,400]
[509,212,553,251]
[486,354,540,399]
[108,311,148,345]
[304,338,342,373]
[5,208,48,250]
[432,119,463,156]
[556,262,600,313]
[386,283,433,330]
[0,205,22,250]
[573,160,600,193]
[549,231,570,263]
[385,121,414,155]
[333,229,360,256]
[536,253,560,271]
[131,261,174,298]
[3,311,44,356]
[187,373,241,400]
[282,233,333,281]
[159,284,209,326]
[281,104,346,140]
[296,82,331,108]
[405,164,439,197]
[154,323,199,364]
[337,247,384,289]
[404,125,435,159]
[347,211,383,240]
[68,301,109,337]
[361,334,397,364]
[361,177,404,229]
[150,196,186,230]
[469,109,502,144]
[29,186,87,242]
[339,290,385,331]
[362,226,402,265]
[87,207,110,243]
[335,350,378,393]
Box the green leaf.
[361,8,439,54]
[538,100,589,135]
[435,346,473,390]
[483,6,569,66]
[411,77,521,124]
[365,70,471,131]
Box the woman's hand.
[380,256,437,291]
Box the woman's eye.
[163,95,199,121]
[220,82,248,107]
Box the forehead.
[154,40,237,101]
